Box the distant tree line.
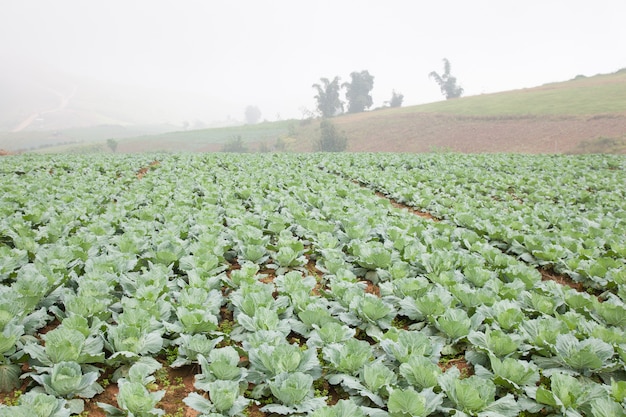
[312,58,463,119]
[312,70,379,118]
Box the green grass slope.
[406,69,626,116]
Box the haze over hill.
[7,69,624,155]
[0,62,240,133]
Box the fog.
[1,0,624,128]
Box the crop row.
[316,153,626,292]
[0,153,625,416]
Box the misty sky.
[2,0,625,122]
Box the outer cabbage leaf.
[486,355,540,391]
[0,362,22,392]
[589,397,626,417]
[527,371,608,417]
[439,367,519,416]
[308,399,366,417]
[387,387,442,417]
[0,391,70,417]
[0,321,23,356]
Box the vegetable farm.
[1,152,625,417]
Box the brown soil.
[158,365,199,417]
[539,266,586,292]
[375,191,439,221]
[81,363,199,417]
[245,403,266,417]
[290,112,626,153]
[306,256,326,296]
[439,357,474,377]
[363,280,381,297]
[83,384,117,417]
[136,160,160,179]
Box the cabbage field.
[0,152,625,417]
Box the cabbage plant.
[399,285,454,321]
[380,328,444,364]
[0,391,70,417]
[323,339,373,377]
[193,350,245,390]
[100,380,166,417]
[0,319,25,392]
[170,333,223,368]
[534,333,616,376]
[24,326,104,366]
[29,361,102,399]
[261,372,326,415]
[434,308,482,341]
[28,361,103,414]
[467,327,524,358]
[184,381,249,417]
[98,357,165,417]
[306,322,355,348]
[331,360,397,407]
[527,371,608,417]
[399,356,442,390]
[438,367,520,416]
[483,355,539,392]
[247,342,321,384]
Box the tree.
[429,58,464,99]
[312,76,344,118]
[389,90,404,108]
[244,105,262,124]
[106,139,118,153]
[343,70,374,113]
[316,119,347,152]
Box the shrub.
[316,119,347,152]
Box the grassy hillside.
[21,69,626,154]
[288,69,626,154]
[405,69,626,116]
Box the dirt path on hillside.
[12,85,77,132]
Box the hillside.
[0,62,235,152]
[292,69,626,154]
[9,69,626,154]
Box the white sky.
[2,0,625,122]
